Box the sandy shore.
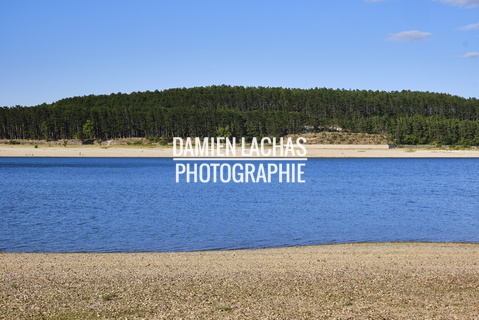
[1,144,479,158]
[1,242,478,319]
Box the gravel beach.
[1,242,479,319]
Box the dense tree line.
[1,85,479,145]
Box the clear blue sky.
[1,0,478,107]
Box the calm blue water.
[1,157,478,252]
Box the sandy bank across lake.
[2,144,479,158]
[1,242,478,319]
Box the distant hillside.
[1,85,479,145]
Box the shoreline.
[2,242,478,319]
[2,144,479,158]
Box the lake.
[1,157,478,252]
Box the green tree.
[83,120,95,139]
[216,125,232,138]
[40,121,50,141]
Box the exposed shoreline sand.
[2,144,479,158]
[1,242,478,319]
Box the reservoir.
[1,157,478,252]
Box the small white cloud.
[458,22,479,30]
[437,0,479,8]
[464,52,479,58]
[387,30,432,42]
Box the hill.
[1,85,479,145]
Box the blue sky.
[1,0,478,107]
